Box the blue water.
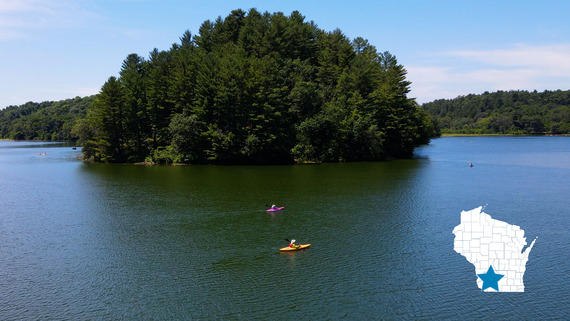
[0,137,568,320]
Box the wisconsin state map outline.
[452,206,538,292]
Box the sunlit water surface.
[0,137,568,320]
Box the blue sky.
[1,0,570,108]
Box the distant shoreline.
[439,133,570,137]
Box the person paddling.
[271,204,277,209]
[289,239,300,248]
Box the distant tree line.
[422,90,570,135]
[0,96,94,141]
[2,9,434,164]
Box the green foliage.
[147,145,181,165]
[0,96,94,141]
[3,9,434,164]
[120,53,150,160]
[422,90,570,135]
[90,76,128,162]
[169,113,206,162]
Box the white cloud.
[0,0,94,40]
[450,44,570,76]
[408,44,570,103]
[0,1,37,12]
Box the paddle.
[284,238,300,248]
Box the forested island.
[422,89,570,135]
[2,9,435,164]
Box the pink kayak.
[266,207,285,212]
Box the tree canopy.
[78,9,433,164]
[0,96,94,141]
[2,9,434,164]
[422,90,570,135]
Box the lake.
[0,137,568,320]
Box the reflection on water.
[0,137,569,319]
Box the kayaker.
[289,239,299,248]
[271,204,277,209]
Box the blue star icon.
[477,265,504,292]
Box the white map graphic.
[453,206,538,292]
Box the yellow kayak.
[279,244,311,252]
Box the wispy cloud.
[0,0,96,40]
[0,1,38,12]
[408,44,570,103]
[450,44,570,75]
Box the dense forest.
[422,90,570,135]
[2,9,435,164]
[0,96,94,141]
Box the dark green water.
[1,137,569,320]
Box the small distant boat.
[72,147,77,150]
[267,207,285,212]
[279,244,311,252]
[468,162,473,167]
